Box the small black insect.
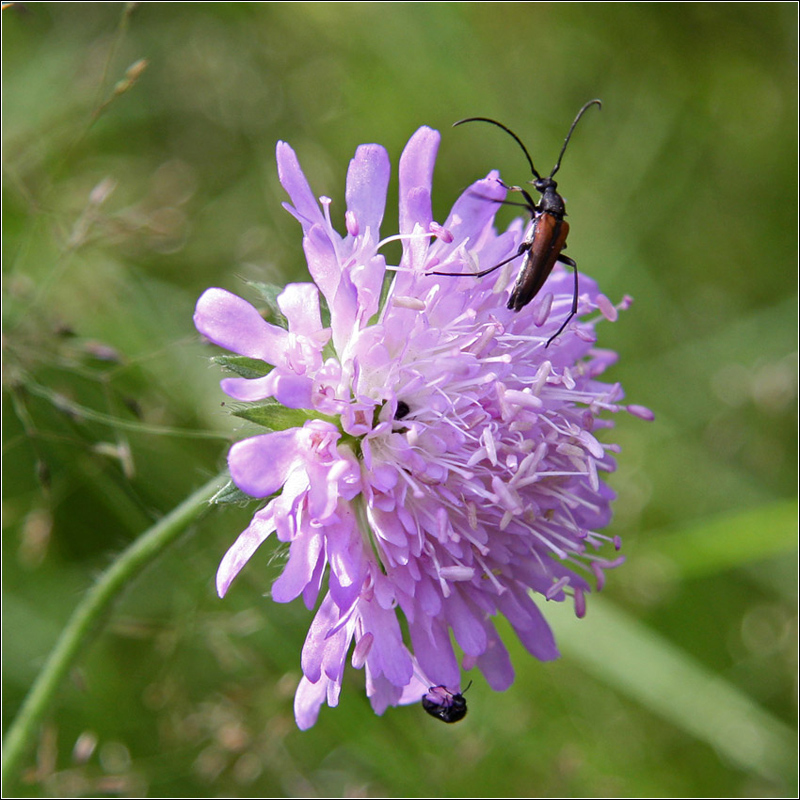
[394,400,410,420]
[421,683,471,723]
[434,99,601,346]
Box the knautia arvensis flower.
[194,126,652,729]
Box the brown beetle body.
[434,100,600,346]
[509,213,570,312]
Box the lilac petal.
[362,601,414,687]
[397,671,432,705]
[303,223,342,309]
[398,126,440,236]
[216,508,276,597]
[330,267,359,354]
[302,550,327,610]
[414,574,443,617]
[294,674,328,730]
[408,616,460,688]
[277,141,324,232]
[475,623,515,691]
[352,632,374,669]
[346,144,390,238]
[305,462,344,522]
[301,593,353,683]
[271,525,324,603]
[268,372,315,409]
[498,588,560,662]
[365,670,403,716]
[370,506,410,547]
[325,511,367,604]
[194,288,289,364]
[404,187,433,238]
[293,677,341,731]
[366,463,398,494]
[278,283,323,335]
[328,568,363,612]
[219,374,274,402]
[228,429,302,497]
[441,172,507,245]
[351,253,386,321]
[444,588,488,656]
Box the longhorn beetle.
[434,99,601,346]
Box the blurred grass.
[2,3,796,797]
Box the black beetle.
[421,683,470,723]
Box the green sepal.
[232,399,317,431]
[318,291,331,329]
[246,278,332,331]
[210,479,259,505]
[212,354,272,380]
[243,280,289,329]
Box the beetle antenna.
[550,99,602,178]
[454,117,541,180]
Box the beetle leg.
[432,241,529,279]
[465,190,534,210]
[491,178,539,209]
[545,258,579,347]
[474,196,534,210]
[469,181,539,214]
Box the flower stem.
[1,471,228,789]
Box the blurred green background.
[3,3,796,797]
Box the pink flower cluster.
[194,127,650,729]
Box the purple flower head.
[194,127,650,729]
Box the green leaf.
[318,290,331,330]
[231,399,318,431]
[212,354,272,380]
[209,479,258,505]
[242,280,289,329]
[548,596,796,784]
[636,499,797,578]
